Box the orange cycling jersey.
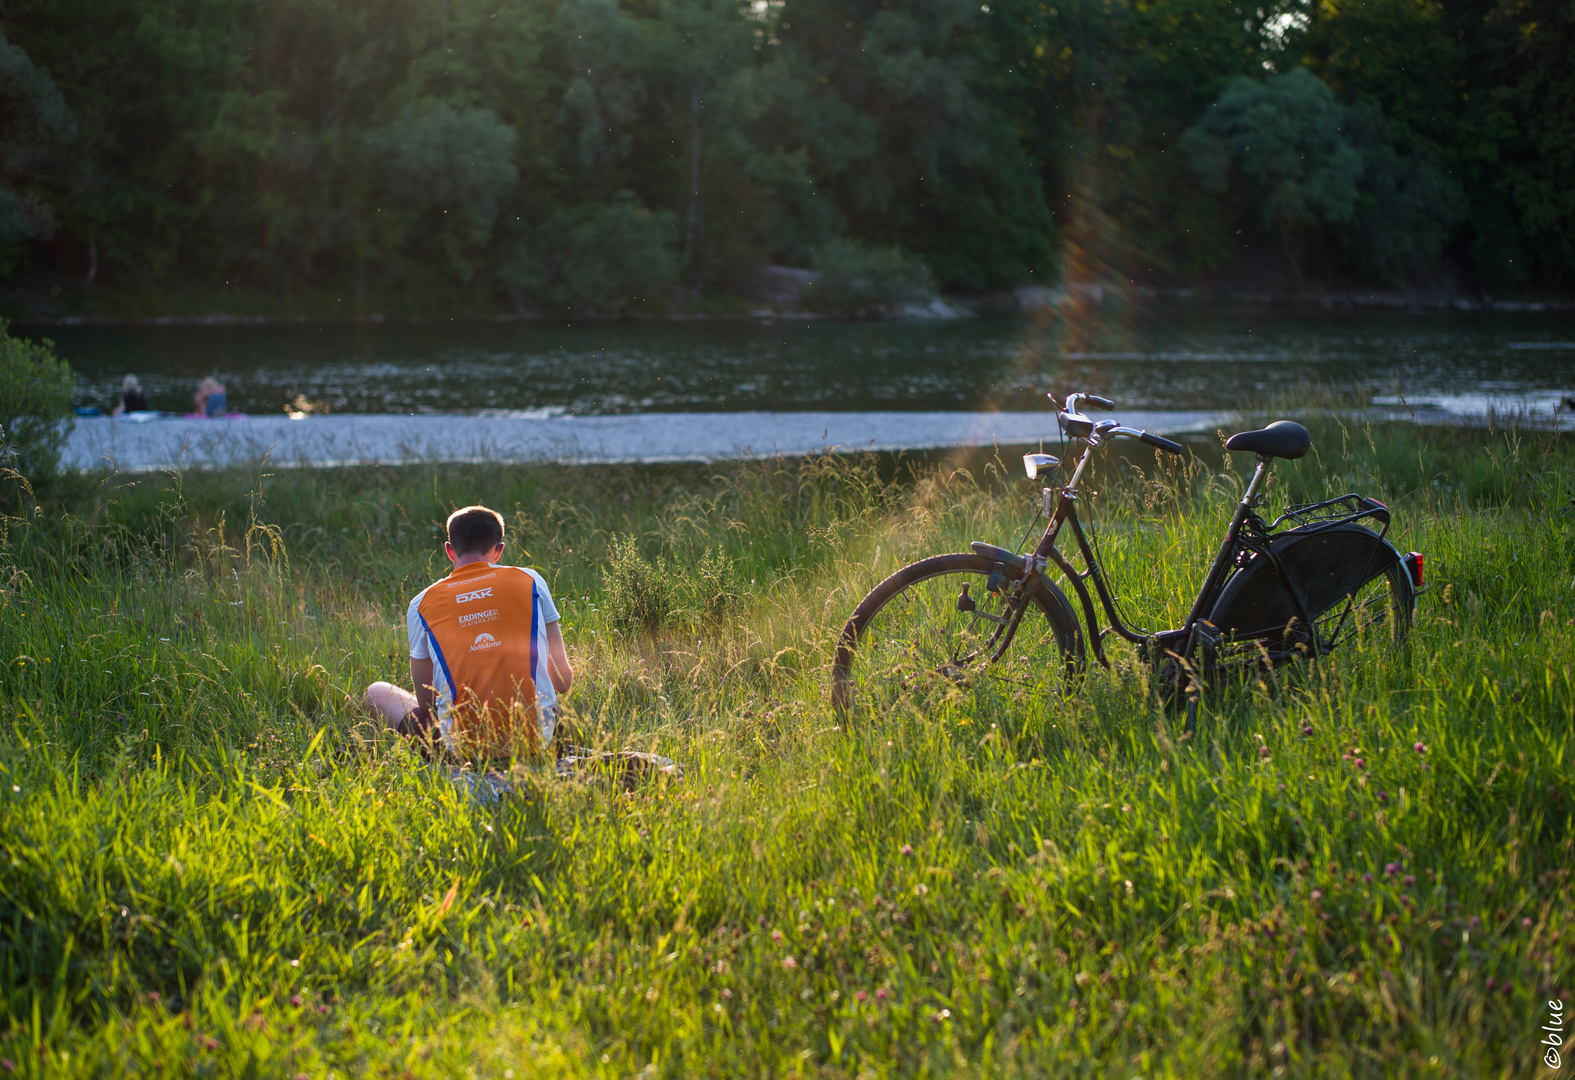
[413,561,555,755]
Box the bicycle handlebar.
[1139,430,1185,455]
[1054,391,1186,456]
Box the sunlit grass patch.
[1,419,1572,1076]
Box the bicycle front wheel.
[831,553,1085,720]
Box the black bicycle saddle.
[1225,420,1311,460]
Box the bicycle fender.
[1209,522,1410,646]
[969,541,1025,570]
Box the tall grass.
[0,415,1571,1077]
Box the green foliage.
[1345,104,1468,286]
[1185,69,1364,277]
[1490,0,1575,287]
[0,29,76,275]
[508,194,680,315]
[371,104,521,284]
[603,534,677,634]
[0,0,1572,301]
[0,319,72,483]
[799,240,936,317]
[0,422,1572,1072]
[602,536,746,634]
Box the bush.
[506,193,679,316]
[0,319,72,483]
[602,537,744,635]
[688,544,743,623]
[799,240,935,317]
[603,534,676,634]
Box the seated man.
[363,505,572,759]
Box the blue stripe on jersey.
[418,611,457,702]
[530,584,540,686]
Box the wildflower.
[1385,862,1400,876]
[900,844,913,856]
[1414,742,1427,753]
[1523,917,1533,929]
[290,995,302,1007]
[1486,977,1496,990]
[932,1008,951,1021]
[1302,724,1314,736]
[1354,757,1365,769]
[1377,791,1388,803]
[1404,875,1415,887]
[1502,981,1513,997]
[149,992,160,1003]
[1259,745,1270,757]
[1311,889,1323,901]
[783,956,798,970]
[771,929,783,944]
[855,990,868,1002]
[876,988,888,1000]
[1363,873,1373,884]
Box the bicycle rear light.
[1023,453,1059,479]
[1403,551,1424,588]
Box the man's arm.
[410,657,436,709]
[545,621,573,694]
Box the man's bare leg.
[363,681,418,730]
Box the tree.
[0,30,76,277]
[1184,68,1363,280]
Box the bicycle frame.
[981,437,1277,673]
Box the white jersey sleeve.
[407,587,432,660]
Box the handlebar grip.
[1084,395,1115,411]
[1140,430,1185,454]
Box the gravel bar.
[65,410,1228,473]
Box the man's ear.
[445,541,458,564]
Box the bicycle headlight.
[1023,453,1060,479]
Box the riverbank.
[3,417,1571,1075]
[9,277,1574,327]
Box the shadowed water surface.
[52,306,1575,418]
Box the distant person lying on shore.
[363,505,573,761]
[111,374,148,415]
[194,376,227,417]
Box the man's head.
[446,505,505,563]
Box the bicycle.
[830,392,1424,729]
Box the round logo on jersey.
[470,632,503,651]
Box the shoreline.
[10,284,1575,329]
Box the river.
[54,306,1575,421]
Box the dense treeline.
[0,0,1569,314]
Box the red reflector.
[1406,551,1424,587]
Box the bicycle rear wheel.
[1208,535,1414,669]
[831,553,1085,720]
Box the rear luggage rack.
[1272,494,1391,533]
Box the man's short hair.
[447,505,505,556]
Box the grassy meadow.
[1,412,1572,1077]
